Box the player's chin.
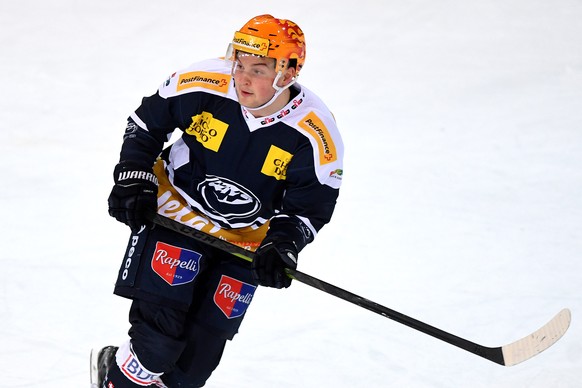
[237,91,258,106]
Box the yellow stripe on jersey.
[154,161,269,251]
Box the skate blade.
[89,348,99,388]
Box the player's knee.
[128,299,188,372]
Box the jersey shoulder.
[158,58,236,100]
[285,85,344,189]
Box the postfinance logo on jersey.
[187,112,228,151]
[177,71,230,93]
[261,145,293,180]
[298,112,337,165]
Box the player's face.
[233,54,278,109]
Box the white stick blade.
[502,308,571,366]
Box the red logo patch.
[213,275,256,319]
[151,242,201,286]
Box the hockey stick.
[150,213,571,366]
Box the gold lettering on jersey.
[186,112,228,152]
[298,112,337,165]
[261,145,293,180]
[177,71,231,93]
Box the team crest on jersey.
[213,275,256,319]
[198,175,261,222]
[186,111,229,152]
[261,145,294,180]
[151,242,202,286]
[298,111,337,165]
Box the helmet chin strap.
[244,71,297,113]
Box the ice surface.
[1,0,581,386]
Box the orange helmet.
[229,14,306,75]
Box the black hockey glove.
[252,238,298,289]
[107,161,158,231]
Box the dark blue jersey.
[118,58,343,250]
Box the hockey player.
[96,14,344,387]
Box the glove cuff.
[258,240,298,268]
[264,216,313,253]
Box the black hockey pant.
[109,224,258,386]
[103,301,227,387]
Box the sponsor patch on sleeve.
[297,111,338,165]
[177,71,231,93]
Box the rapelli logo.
[186,111,229,152]
[151,242,202,286]
[177,71,231,93]
[261,145,293,180]
[213,275,257,319]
